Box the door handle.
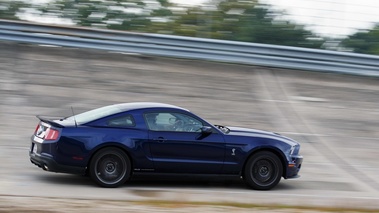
[153,137,167,143]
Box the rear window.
[107,115,135,127]
[67,105,123,125]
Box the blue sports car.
[30,102,302,190]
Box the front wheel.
[244,151,283,190]
[89,147,131,188]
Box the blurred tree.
[154,0,324,48]
[156,0,171,7]
[36,0,152,31]
[0,1,29,20]
[0,0,324,48]
[341,26,379,55]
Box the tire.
[89,147,131,188]
[244,151,283,190]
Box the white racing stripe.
[278,132,328,137]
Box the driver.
[146,113,159,130]
[169,117,184,131]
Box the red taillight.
[45,128,59,140]
[34,124,40,134]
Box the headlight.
[289,145,298,155]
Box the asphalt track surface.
[0,43,379,211]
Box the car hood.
[226,126,299,146]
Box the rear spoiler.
[36,115,65,128]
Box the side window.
[145,113,172,131]
[173,113,203,132]
[145,113,159,130]
[107,115,135,127]
[144,112,203,132]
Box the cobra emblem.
[231,148,236,156]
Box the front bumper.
[285,155,303,179]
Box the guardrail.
[1,19,379,77]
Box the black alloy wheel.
[89,147,131,188]
[244,151,283,190]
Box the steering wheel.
[173,120,184,130]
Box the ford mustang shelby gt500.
[30,102,302,190]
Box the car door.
[145,112,226,174]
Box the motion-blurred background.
[1,0,379,54]
[1,0,379,212]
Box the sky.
[260,0,379,38]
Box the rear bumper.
[30,152,86,175]
[285,155,303,179]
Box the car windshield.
[66,105,123,125]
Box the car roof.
[115,102,189,112]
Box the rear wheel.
[89,147,131,188]
[244,151,283,190]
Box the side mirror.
[200,126,212,134]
